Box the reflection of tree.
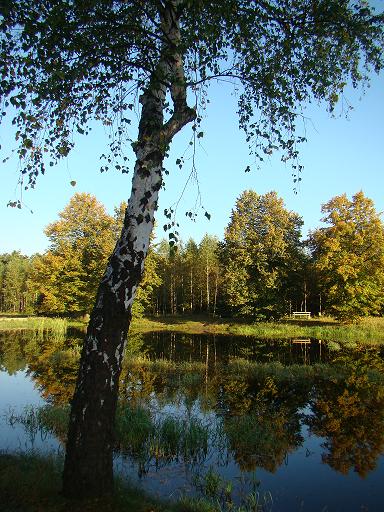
[224,407,302,473]
[220,374,304,472]
[122,364,162,406]
[0,331,27,374]
[5,329,384,481]
[307,350,384,477]
[27,335,81,405]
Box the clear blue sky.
[1,70,383,256]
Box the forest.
[2,189,384,323]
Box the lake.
[1,329,384,511]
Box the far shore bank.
[130,315,384,344]
[2,314,383,344]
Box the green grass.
[0,316,68,335]
[131,315,384,344]
[6,403,210,468]
[2,314,384,344]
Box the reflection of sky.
[265,428,383,512]
[0,370,58,452]
[0,370,42,410]
[113,399,384,511]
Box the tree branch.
[158,0,196,141]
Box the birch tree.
[1,0,383,499]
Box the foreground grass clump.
[0,450,181,512]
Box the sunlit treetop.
[1,0,383,189]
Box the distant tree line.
[1,190,383,322]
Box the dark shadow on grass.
[145,314,225,325]
[0,452,192,512]
[281,319,338,327]
[144,314,338,328]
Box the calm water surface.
[1,330,384,511]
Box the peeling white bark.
[101,143,163,314]
[63,1,196,498]
[115,345,122,362]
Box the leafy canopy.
[221,190,304,318]
[309,191,384,321]
[30,193,116,314]
[1,0,383,190]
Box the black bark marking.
[143,149,163,164]
[123,260,135,270]
[145,214,151,223]
[151,182,161,192]
[138,166,151,178]
[120,268,128,281]
[94,315,103,330]
[136,214,144,224]
[139,197,149,207]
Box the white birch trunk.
[62,0,195,498]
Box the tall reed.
[0,317,68,339]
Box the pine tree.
[198,234,220,314]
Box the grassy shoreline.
[0,316,69,333]
[131,315,384,344]
[1,314,384,344]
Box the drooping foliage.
[1,1,383,191]
[309,191,384,321]
[220,190,305,319]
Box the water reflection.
[1,329,384,509]
[140,332,329,366]
[306,349,384,477]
